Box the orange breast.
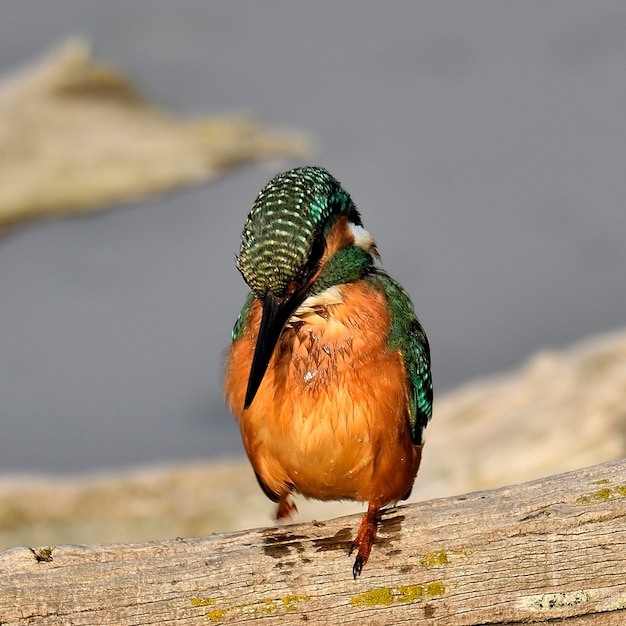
[224,281,421,507]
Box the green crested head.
[236,166,362,299]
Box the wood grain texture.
[1,459,624,625]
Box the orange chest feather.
[224,281,416,503]
[227,281,399,411]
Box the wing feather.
[370,272,433,444]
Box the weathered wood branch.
[1,459,625,625]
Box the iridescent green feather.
[369,272,433,444]
[308,246,374,296]
[232,291,255,341]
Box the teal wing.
[232,292,256,342]
[370,272,433,444]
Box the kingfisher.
[224,167,432,577]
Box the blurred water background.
[1,1,625,474]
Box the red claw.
[276,494,298,520]
[350,503,380,578]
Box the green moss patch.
[350,581,446,606]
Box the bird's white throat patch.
[290,285,343,322]
[349,222,377,254]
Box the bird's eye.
[285,280,299,296]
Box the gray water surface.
[1,1,625,473]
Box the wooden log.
[1,459,625,625]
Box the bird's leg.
[275,493,298,520]
[350,502,380,578]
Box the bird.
[224,166,432,577]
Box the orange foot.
[275,494,298,520]
[349,503,380,578]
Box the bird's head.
[237,166,363,300]
[236,166,374,409]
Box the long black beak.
[244,292,303,410]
